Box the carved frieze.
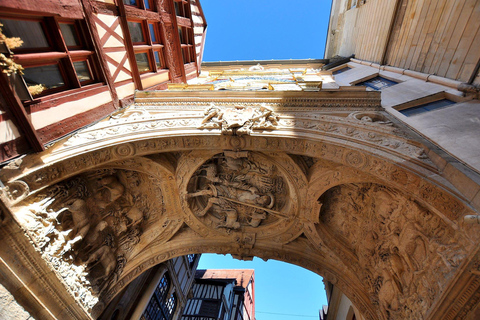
[318,183,471,320]
[13,169,164,312]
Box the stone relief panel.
[183,151,295,235]
[13,169,164,313]
[198,103,279,135]
[318,183,469,320]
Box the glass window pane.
[128,22,145,43]
[148,24,157,43]
[60,23,80,47]
[154,51,163,69]
[143,0,151,9]
[178,27,184,44]
[174,2,181,16]
[0,19,49,49]
[73,61,92,82]
[23,65,65,93]
[135,53,151,72]
[123,0,137,5]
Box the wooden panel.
[413,0,443,70]
[404,0,431,70]
[383,0,480,82]
[435,0,474,77]
[398,0,425,69]
[445,0,480,80]
[389,0,418,67]
[345,0,397,63]
[384,0,409,64]
[427,0,467,75]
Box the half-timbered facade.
[0,0,207,163]
[98,254,200,320]
[181,270,255,320]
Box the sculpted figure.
[90,175,125,210]
[217,209,241,230]
[253,104,279,129]
[378,267,402,313]
[248,211,267,227]
[59,198,91,254]
[199,103,223,129]
[85,243,117,291]
[186,152,286,229]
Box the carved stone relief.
[13,169,164,312]
[318,183,470,320]
[184,151,292,233]
[198,103,279,135]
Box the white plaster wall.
[31,91,113,129]
[0,120,21,144]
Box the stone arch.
[1,128,478,320]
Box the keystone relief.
[198,103,279,135]
[185,151,290,231]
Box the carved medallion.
[185,151,291,231]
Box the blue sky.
[196,2,332,318]
[200,0,332,61]
[198,254,328,320]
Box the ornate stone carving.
[318,183,469,320]
[184,151,291,232]
[198,103,279,135]
[348,111,393,125]
[2,180,29,204]
[15,169,164,311]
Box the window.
[333,66,351,75]
[355,76,397,90]
[127,20,166,74]
[398,99,455,117]
[123,0,154,11]
[0,16,99,98]
[187,254,196,267]
[173,0,191,18]
[166,293,177,316]
[178,26,195,64]
[199,300,220,318]
[141,273,175,320]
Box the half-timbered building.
[181,270,255,320]
[99,254,200,320]
[0,0,207,163]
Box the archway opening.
[198,253,328,320]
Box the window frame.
[141,273,176,320]
[178,26,195,64]
[397,98,456,117]
[0,14,102,100]
[126,18,167,76]
[123,0,155,11]
[173,0,191,19]
[354,76,398,91]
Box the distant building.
[181,269,255,320]
[99,254,200,320]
